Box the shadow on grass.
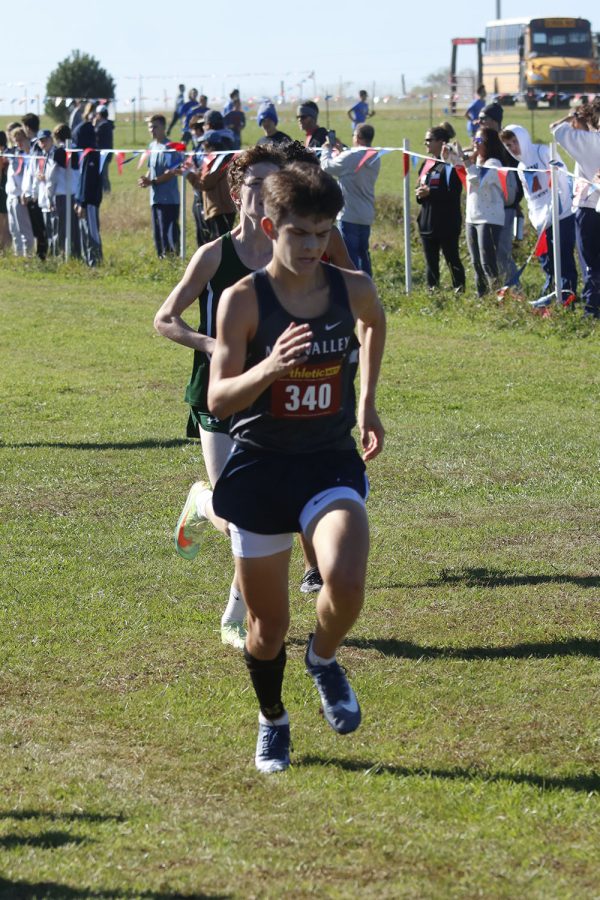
[343,636,600,659]
[0,881,227,900]
[380,567,600,590]
[0,809,125,823]
[297,755,600,793]
[0,439,193,451]
[0,831,88,850]
[289,635,600,659]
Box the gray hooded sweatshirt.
[504,124,572,232]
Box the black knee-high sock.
[244,644,286,720]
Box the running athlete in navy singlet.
[209,163,386,773]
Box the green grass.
[1,254,599,898]
[1,103,599,898]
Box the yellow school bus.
[482,17,600,107]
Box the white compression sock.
[221,584,246,626]
[195,486,212,519]
[307,639,336,667]
[259,710,289,727]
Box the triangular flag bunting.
[497,168,509,201]
[354,148,378,172]
[116,151,125,175]
[535,229,548,257]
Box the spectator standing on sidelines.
[224,99,246,150]
[256,102,292,146]
[465,85,487,139]
[464,127,505,297]
[21,113,47,260]
[416,125,466,292]
[207,163,386,772]
[51,124,81,258]
[347,90,374,131]
[68,99,84,134]
[474,100,522,291]
[5,126,35,256]
[320,123,381,275]
[551,104,600,318]
[138,114,183,258]
[35,130,59,255]
[184,112,236,241]
[179,89,200,145]
[296,102,327,148]
[166,84,186,137]
[0,130,10,251]
[72,117,103,267]
[223,89,240,116]
[501,123,578,309]
[95,105,114,194]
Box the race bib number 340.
[271,359,343,418]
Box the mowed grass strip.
[1,171,599,897]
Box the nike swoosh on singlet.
[324,321,342,332]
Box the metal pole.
[403,138,412,294]
[549,141,562,303]
[65,139,72,261]
[180,173,186,261]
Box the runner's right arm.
[153,237,225,353]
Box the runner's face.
[267,213,334,273]
[503,135,520,158]
[239,162,280,220]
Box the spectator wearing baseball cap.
[296,101,327,148]
[256,101,292,146]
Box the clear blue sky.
[1,1,599,114]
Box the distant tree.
[45,50,115,123]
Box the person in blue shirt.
[347,90,374,131]
[138,114,184,257]
[178,89,200,146]
[167,84,186,137]
[223,88,240,116]
[465,85,487,139]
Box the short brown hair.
[149,114,166,128]
[227,144,284,198]
[53,124,71,142]
[356,123,374,144]
[262,163,343,226]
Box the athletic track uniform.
[185,232,252,436]
[212,263,365,556]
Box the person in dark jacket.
[73,120,103,266]
[415,125,465,292]
[94,105,114,193]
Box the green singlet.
[185,232,252,435]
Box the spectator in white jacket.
[501,123,577,307]
[464,127,505,297]
[320,123,380,274]
[5,127,34,256]
[551,104,600,318]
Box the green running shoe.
[221,622,247,650]
[174,481,211,560]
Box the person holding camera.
[416,125,466,292]
[320,123,380,275]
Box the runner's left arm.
[346,272,386,461]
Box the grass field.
[1,104,599,898]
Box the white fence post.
[549,141,562,303]
[180,172,186,261]
[402,138,412,294]
[65,140,72,261]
